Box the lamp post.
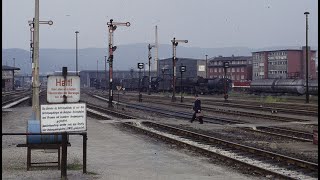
[180,64,186,102]
[75,31,79,75]
[171,37,188,102]
[107,19,130,108]
[148,44,155,95]
[96,60,99,89]
[304,12,310,103]
[205,55,208,78]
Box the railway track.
[123,121,318,180]
[242,126,314,142]
[86,93,316,143]
[84,95,318,179]
[87,94,244,125]
[107,92,318,118]
[137,98,310,123]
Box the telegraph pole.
[107,19,130,107]
[171,37,188,102]
[304,12,310,103]
[148,44,155,95]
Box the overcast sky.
[2,0,318,50]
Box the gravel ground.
[82,92,318,163]
[2,105,260,179]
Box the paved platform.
[2,106,259,179]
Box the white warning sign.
[40,103,87,133]
[47,75,80,103]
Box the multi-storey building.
[207,55,252,82]
[252,46,317,80]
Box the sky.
[2,0,318,50]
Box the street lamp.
[148,44,156,95]
[180,64,186,102]
[304,12,310,103]
[107,19,130,108]
[171,37,188,102]
[75,31,79,75]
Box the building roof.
[159,58,205,61]
[208,56,252,61]
[2,65,20,71]
[252,49,317,53]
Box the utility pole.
[304,12,310,103]
[148,44,155,95]
[29,1,53,120]
[171,37,188,102]
[107,19,130,108]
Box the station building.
[2,65,20,91]
[252,46,317,80]
[207,55,253,82]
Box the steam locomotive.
[94,76,233,95]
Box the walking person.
[190,94,203,124]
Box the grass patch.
[86,171,99,175]
[263,96,287,103]
[67,159,82,170]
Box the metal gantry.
[171,37,188,102]
[107,19,130,107]
[148,44,155,95]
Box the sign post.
[180,65,186,103]
[42,67,86,179]
[116,86,122,109]
[223,62,230,101]
[137,63,144,102]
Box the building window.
[214,68,217,72]
[241,67,244,72]
[241,75,244,79]
[218,68,220,72]
[236,75,240,80]
[232,68,235,72]
[227,68,230,72]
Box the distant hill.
[2,44,317,74]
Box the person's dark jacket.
[193,99,201,112]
